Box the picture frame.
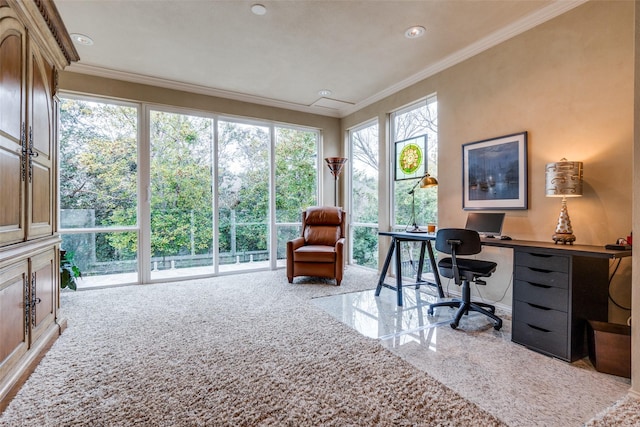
[462,131,528,210]
[395,134,427,181]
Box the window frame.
[347,118,380,269]
[58,93,322,286]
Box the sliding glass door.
[58,97,139,288]
[59,96,319,285]
[149,110,215,280]
[217,120,270,271]
[274,127,318,266]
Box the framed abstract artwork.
[462,131,528,210]
[395,134,427,181]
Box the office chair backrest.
[435,228,482,256]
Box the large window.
[349,121,379,269]
[274,127,318,264]
[217,120,270,270]
[391,96,438,229]
[390,97,438,278]
[59,97,139,287]
[149,110,215,279]
[59,96,319,287]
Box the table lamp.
[325,157,348,206]
[407,173,438,232]
[545,158,583,244]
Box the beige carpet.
[0,268,507,426]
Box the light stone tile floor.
[311,286,631,427]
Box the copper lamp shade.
[325,157,348,206]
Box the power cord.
[474,270,513,305]
[608,258,631,311]
[468,252,513,305]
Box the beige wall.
[58,72,343,206]
[343,0,636,394]
[343,0,634,318]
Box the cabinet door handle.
[30,273,39,327]
[27,126,38,183]
[20,122,27,182]
[23,275,30,337]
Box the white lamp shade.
[545,160,583,197]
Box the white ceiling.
[55,0,585,118]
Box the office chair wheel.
[494,324,501,331]
[427,308,434,316]
[450,322,458,329]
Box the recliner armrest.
[335,238,345,263]
[287,237,305,253]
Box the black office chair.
[427,228,502,330]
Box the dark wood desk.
[375,231,444,306]
[482,237,630,362]
[480,237,632,259]
[376,232,631,361]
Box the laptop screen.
[465,212,505,237]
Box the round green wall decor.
[399,143,423,174]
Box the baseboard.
[0,322,62,413]
[628,389,640,400]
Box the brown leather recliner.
[286,206,346,286]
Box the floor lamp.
[407,172,438,232]
[325,157,348,206]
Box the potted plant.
[60,250,81,290]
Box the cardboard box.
[587,320,631,378]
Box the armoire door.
[0,11,26,246]
[26,40,54,240]
[28,248,56,346]
[0,260,29,381]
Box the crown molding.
[7,0,79,67]
[64,63,343,118]
[340,0,588,117]
[65,0,586,119]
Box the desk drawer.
[514,280,568,311]
[515,251,569,272]
[513,299,567,332]
[512,320,568,360]
[514,265,568,289]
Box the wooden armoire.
[0,0,78,404]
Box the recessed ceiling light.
[251,4,267,15]
[70,33,94,46]
[318,89,332,97]
[404,26,426,39]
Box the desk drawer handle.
[527,323,551,333]
[527,302,551,311]
[528,282,551,289]
[528,267,553,274]
[528,253,553,258]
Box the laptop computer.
[465,212,505,237]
